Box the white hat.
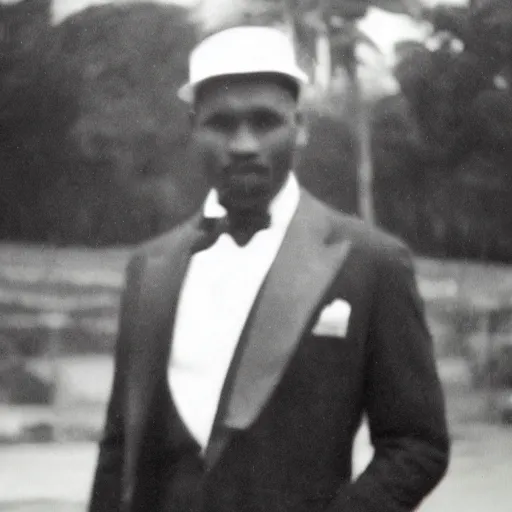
[178,26,309,103]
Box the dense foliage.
[373,0,512,261]
[0,0,511,262]
[0,0,66,241]
[1,0,201,245]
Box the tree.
[194,0,423,225]
[374,0,512,261]
[46,2,199,246]
[0,0,70,241]
[0,2,200,246]
[295,1,425,225]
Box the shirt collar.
[203,172,300,230]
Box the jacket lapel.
[122,216,202,507]
[204,192,353,470]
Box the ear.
[295,111,309,148]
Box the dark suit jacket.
[89,190,449,512]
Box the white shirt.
[168,172,300,450]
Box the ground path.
[1,420,511,511]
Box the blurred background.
[0,0,511,510]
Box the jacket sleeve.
[88,253,145,512]
[330,243,450,512]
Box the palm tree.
[302,1,424,225]
[193,0,425,225]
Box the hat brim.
[178,69,309,104]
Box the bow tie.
[197,212,271,251]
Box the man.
[89,26,449,512]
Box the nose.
[229,123,260,159]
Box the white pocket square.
[312,299,352,338]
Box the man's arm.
[331,243,450,512]
[88,253,144,512]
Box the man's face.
[191,76,305,214]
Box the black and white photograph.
[0,1,511,511]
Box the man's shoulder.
[320,203,416,280]
[131,215,198,260]
[309,193,408,256]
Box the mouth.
[218,164,273,208]
[223,164,271,194]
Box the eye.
[203,113,236,133]
[250,110,283,131]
